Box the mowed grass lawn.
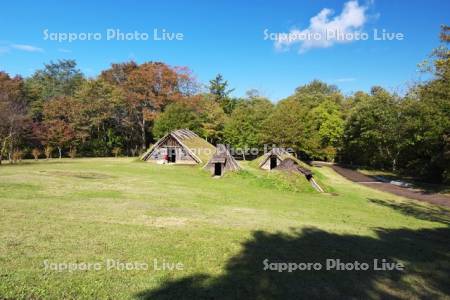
[0,158,449,299]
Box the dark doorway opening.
[168,148,176,163]
[214,163,222,176]
[270,156,277,169]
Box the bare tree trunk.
[141,119,147,150]
[8,143,12,164]
[7,127,13,164]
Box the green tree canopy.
[25,60,84,119]
[223,98,273,158]
[152,102,203,139]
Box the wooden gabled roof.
[258,148,293,167]
[141,129,215,164]
[206,144,241,171]
[171,128,199,140]
[258,147,312,176]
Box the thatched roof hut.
[205,144,241,176]
[141,129,215,165]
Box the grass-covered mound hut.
[205,144,241,176]
[141,129,215,165]
[256,148,324,191]
[258,148,309,173]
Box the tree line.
[0,26,448,183]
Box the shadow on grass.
[0,159,79,167]
[37,170,115,180]
[408,182,450,195]
[369,198,450,225]
[136,227,450,300]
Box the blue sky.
[0,0,448,100]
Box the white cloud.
[11,44,44,52]
[275,0,369,53]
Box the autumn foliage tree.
[100,61,138,86]
[73,79,126,156]
[122,62,196,149]
[34,96,78,159]
[0,72,29,164]
[35,119,75,159]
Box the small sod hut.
[141,129,215,165]
[205,144,241,176]
[256,148,323,192]
[259,148,293,170]
[275,157,313,180]
[258,148,312,178]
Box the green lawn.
[0,158,449,299]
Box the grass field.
[0,158,449,299]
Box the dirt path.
[329,165,450,208]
